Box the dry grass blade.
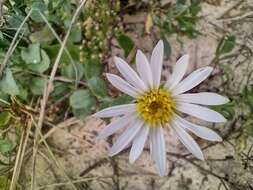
[38,11,79,88]
[31,0,88,189]
[39,117,79,143]
[9,120,33,190]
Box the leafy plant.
[216,35,236,56]
[117,34,135,57]
[153,0,202,44]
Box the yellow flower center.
[136,88,176,127]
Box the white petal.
[176,92,229,105]
[109,118,144,156]
[129,124,149,163]
[94,104,136,118]
[136,50,153,88]
[174,114,222,142]
[106,73,141,97]
[176,102,227,123]
[150,126,167,176]
[171,120,204,160]
[149,128,155,161]
[172,67,213,96]
[97,113,137,139]
[150,40,164,88]
[165,54,189,90]
[114,57,147,91]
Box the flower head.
[94,40,229,176]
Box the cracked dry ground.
[20,1,253,190]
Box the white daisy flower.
[94,40,229,176]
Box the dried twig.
[216,0,244,19]
[79,158,108,177]
[218,11,253,22]
[31,1,88,189]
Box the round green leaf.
[88,77,107,99]
[61,63,84,80]
[0,68,20,95]
[30,77,47,95]
[27,50,50,73]
[21,43,41,64]
[69,26,82,43]
[70,90,96,110]
[84,59,103,79]
[72,108,89,119]
[117,34,134,57]
[30,26,55,43]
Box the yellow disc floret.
[136,88,176,127]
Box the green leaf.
[44,43,80,63]
[7,14,26,29]
[0,112,11,128]
[29,26,55,43]
[212,101,235,120]
[27,50,50,73]
[70,90,96,110]
[117,34,135,56]
[72,108,89,119]
[50,82,70,100]
[111,95,132,106]
[0,139,12,154]
[18,87,29,102]
[100,95,132,109]
[30,2,47,22]
[61,63,84,80]
[31,2,47,12]
[88,77,107,99]
[84,59,103,79]
[189,2,201,16]
[216,36,236,56]
[0,68,20,95]
[30,77,47,95]
[69,26,82,43]
[21,43,41,64]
